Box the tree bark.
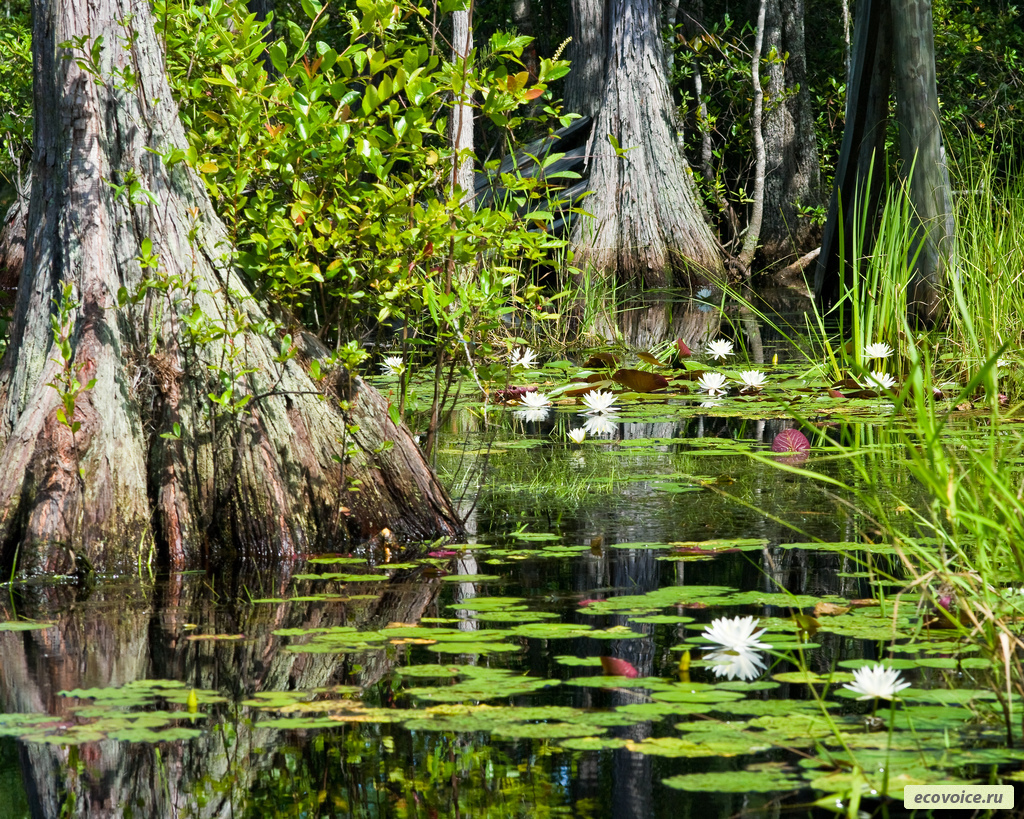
[814,0,892,310]
[761,0,824,263]
[565,0,606,117]
[892,0,951,324]
[0,186,26,316]
[567,0,725,291]
[451,6,475,207]
[736,0,768,275]
[511,0,540,79]
[0,0,461,576]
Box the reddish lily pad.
[771,428,811,454]
[599,656,640,677]
[583,353,619,369]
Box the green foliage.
[47,283,97,441]
[934,0,1024,162]
[157,0,574,370]
[669,18,790,236]
[0,4,32,208]
[944,154,1024,396]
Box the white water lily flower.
[696,287,713,300]
[706,646,768,681]
[581,389,617,414]
[864,371,896,390]
[700,400,723,409]
[519,390,551,409]
[704,615,771,653]
[864,342,894,360]
[567,428,586,444]
[706,339,735,361]
[697,371,729,395]
[510,347,538,369]
[583,414,618,437]
[380,355,405,376]
[842,663,911,700]
[514,407,550,423]
[739,370,768,390]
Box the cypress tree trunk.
[567,0,724,291]
[892,0,951,323]
[814,0,892,310]
[761,0,824,263]
[0,0,461,575]
[565,0,606,117]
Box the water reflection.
[582,413,619,437]
[0,400,905,818]
[514,406,551,423]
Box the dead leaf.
[612,369,669,392]
[583,353,619,369]
[813,602,851,617]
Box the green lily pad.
[492,722,607,739]
[405,674,556,701]
[662,767,804,792]
[712,699,828,716]
[446,597,531,611]
[624,734,762,758]
[771,671,833,684]
[554,655,603,667]
[426,641,520,655]
[509,623,595,639]
[579,586,734,615]
[559,736,630,751]
[616,701,711,719]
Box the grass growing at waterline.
[944,156,1024,397]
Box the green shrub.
[158,0,576,362]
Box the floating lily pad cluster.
[0,680,224,745]
[0,343,1016,813]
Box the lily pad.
[663,768,803,792]
[492,721,607,740]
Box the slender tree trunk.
[451,6,475,206]
[736,0,767,274]
[761,0,823,263]
[567,0,724,291]
[0,0,461,575]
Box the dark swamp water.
[2,317,1023,818]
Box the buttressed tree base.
[0,0,462,576]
